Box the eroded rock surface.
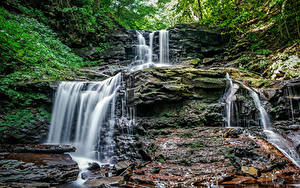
[127,127,300,187]
[0,144,79,186]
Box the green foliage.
[254,49,271,55]
[0,107,50,129]
[0,8,89,103]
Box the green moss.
[191,140,205,148]
[0,107,50,128]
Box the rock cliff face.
[127,66,226,129]
[91,24,228,66]
[168,24,228,63]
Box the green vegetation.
[0,107,50,130]
[0,8,87,103]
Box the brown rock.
[241,166,259,177]
[85,176,124,187]
[222,176,256,184]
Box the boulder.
[0,152,79,184]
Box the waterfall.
[241,84,271,129]
[48,29,171,185]
[131,31,169,71]
[159,30,169,64]
[287,84,300,124]
[224,73,239,127]
[224,75,300,167]
[48,73,122,163]
[241,82,300,168]
[148,31,155,63]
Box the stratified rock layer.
[0,144,79,185]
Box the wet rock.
[128,66,226,105]
[168,24,228,64]
[0,144,76,153]
[114,160,132,175]
[0,182,50,188]
[127,66,226,129]
[222,176,256,184]
[85,176,124,187]
[126,127,300,187]
[241,166,259,177]
[0,153,79,184]
[87,162,101,171]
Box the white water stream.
[130,30,170,71]
[224,73,239,127]
[224,76,300,168]
[159,30,169,64]
[48,30,171,185]
[48,73,122,162]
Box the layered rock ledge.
[0,144,79,187]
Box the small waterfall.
[224,73,239,127]
[48,73,122,163]
[241,83,300,168]
[159,30,169,64]
[241,84,271,129]
[287,84,300,124]
[131,31,169,71]
[224,75,300,167]
[136,31,149,63]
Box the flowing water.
[130,30,170,71]
[224,75,300,167]
[48,73,122,162]
[224,73,239,127]
[159,30,169,64]
[48,30,170,185]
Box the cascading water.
[224,73,239,127]
[159,30,169,64]
[148,31,155,63]
[130,30,170,71]
[243,85,300,167]
[48,73,122,162]
[48,30,171,185]
[130,31,154,71]
[223,75,300,167]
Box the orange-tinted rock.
[241,166,259,177]
[222,176,256,184]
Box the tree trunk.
[197,0,203,20]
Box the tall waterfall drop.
[48,30,171,164]
[159,30,169,64]
[48,73,122,162]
